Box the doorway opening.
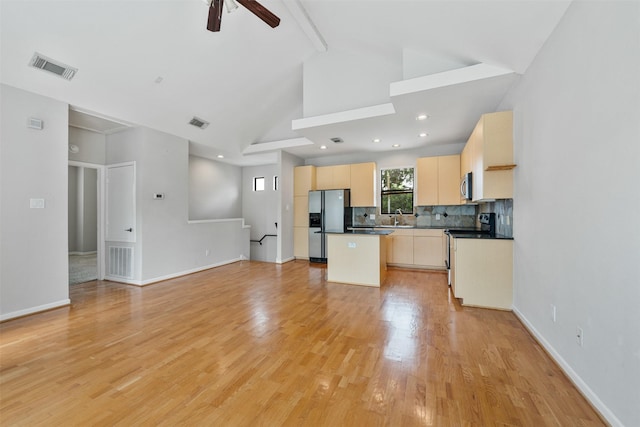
[68,162,105,285]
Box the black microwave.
[460,172,472,200]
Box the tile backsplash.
[353,205,477,228]
[352,199,513,237]
[478,199,513,237]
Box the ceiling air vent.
[189,117,210,129]
[29,53,77,81]
[330,137,344,144]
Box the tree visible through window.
[380,168,414,214]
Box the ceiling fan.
[207,0,280,32]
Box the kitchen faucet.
[394,208,403,226]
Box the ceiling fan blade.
[207,0,223,32]
[236,0,280,28]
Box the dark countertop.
[324,229,394,236]
[350,225,463,230]
[347,225,514,239]
[448,233,513,240]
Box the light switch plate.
[30,198,45,208]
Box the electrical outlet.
[551,304,557,323]
[205,249,210,257]
[436,214,441,220]
[576,327,583,347]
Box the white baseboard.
[1,299,71,322]
[105,258,244,287]
[512,307,622,427]
[276,256,295,264]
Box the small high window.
[380,167,414,214]
[253,176,265,191]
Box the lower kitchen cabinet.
[451,237,513,310]
[385,229,414,265]
[380,228,445,269]
[413,229,445,268]
[293,226,309,259]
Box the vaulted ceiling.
[0,0,571,165]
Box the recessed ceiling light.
[416,114,429,121]
[217,154,224,159]
[320,145,327,150]
[392,144,401,148]
[419,133,428,137]
[372,138,381,143]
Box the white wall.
[188,155,242,220]
[0,84,70,320]
[499,2,640,426]
[304,142,465,169]
[242,164,279,262]
[106,127,249,284]
[68,126,106,164]
[303,47,402,117]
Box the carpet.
[69,253,97,285]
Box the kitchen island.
[326,230,393,287]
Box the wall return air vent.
[29,53,77,80]
[189,117,210,129]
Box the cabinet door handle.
[125,228,133,232]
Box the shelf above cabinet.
[485,164,517,171]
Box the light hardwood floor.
[0,261,604,426]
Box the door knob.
[125,228,133,232]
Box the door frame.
[69,160,106,280]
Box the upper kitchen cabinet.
[316,165,351,190]
[350,162,376,207]
[469,111,515,201]
[416,154,461,206]
[294,165,316,196]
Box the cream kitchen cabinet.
[451,237,513,310]
[294,165,316,196]
[379,228,445,269]
[468,111,515,202]
[416,155,461,206]
[413,229,445,268]
[385,229,414,265]
[316,165,350,190]
[350,162,376,207]
[293,227,309,259]
[293,196,308,227]
[293,165,316,259]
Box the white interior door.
[106,163,136,242]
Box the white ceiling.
[0,0,571,166]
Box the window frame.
[253,176,265,192]
[379,167,415,215]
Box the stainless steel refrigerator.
[308,189,352,263]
